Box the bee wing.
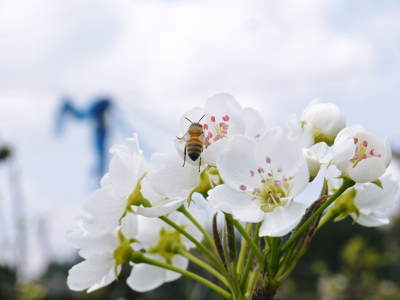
[199,132,205,145]
[176,131,189,142]
[196,132,207,150]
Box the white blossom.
[208,128,309,237]
[351,174,399,226]
[134,152,200,217]
[127,208,204,292]
[67,214,138,292]
[83,134,146,234]
[301,100,346,146]
[176,93,265,166]
[333,125,392,182]
[303,142,328,181]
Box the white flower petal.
[175,206,205,247]
[83,185,125,234]
[127,260,166,292]
[165,255,188,282]
[217,136,259,191]
[334,125,365,145]
[67,253,116,292]
[205,93,242,114]
[352,213,389,227]
[347,157,386,183]
[259,201,306,237]
[256,127,308,180]
[133,198,185,218]
[146,153,199,198]
[287,114,313,148]
[208,185,264,223]
[243,107,266,140]
[108,135,144,199]
[301,101,346,141]
[354,173,399,215]
[136,216,164,248]
[121,213,138,240]
[203,138,230,166]
[384,138,392,167]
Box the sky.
[0,0,400,279]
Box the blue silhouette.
[56,97,113,179]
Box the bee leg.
[183,145,186,167]
[198,157,201,172]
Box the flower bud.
[302,101,346,146]
[303,148,321,182]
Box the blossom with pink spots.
[333,125,392,182]
[208,127,309,237]
[176,93,266,166]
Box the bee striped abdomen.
[187,137,203,161]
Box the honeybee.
[177,115,206,171]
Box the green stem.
[138,255,232,299]
[281,179,355,253]
[236,223,251,275]
[179,206,218,254]
[268,237,281,278]
[244,265,260,299]
[159,216,224,271]
[226,215,264,266]
[317,208,340,229]
[178,248,230,288]
[240,243,254,290]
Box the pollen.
[204,114,231,147]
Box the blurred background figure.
[0,140,12,163]
[55,97,113,181]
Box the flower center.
[351,137,381,168]
[241,157,293,213]
[148,227,183,264]
[204,115,231,147]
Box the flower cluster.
[67,94,398,299]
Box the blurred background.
[1,0,400,299]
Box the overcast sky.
[1,0,400,279]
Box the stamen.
[211,116,216,122]
[240,185,247,191]
[266,157,271,164]
[222,115,230,122]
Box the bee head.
[185,115,205,134]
